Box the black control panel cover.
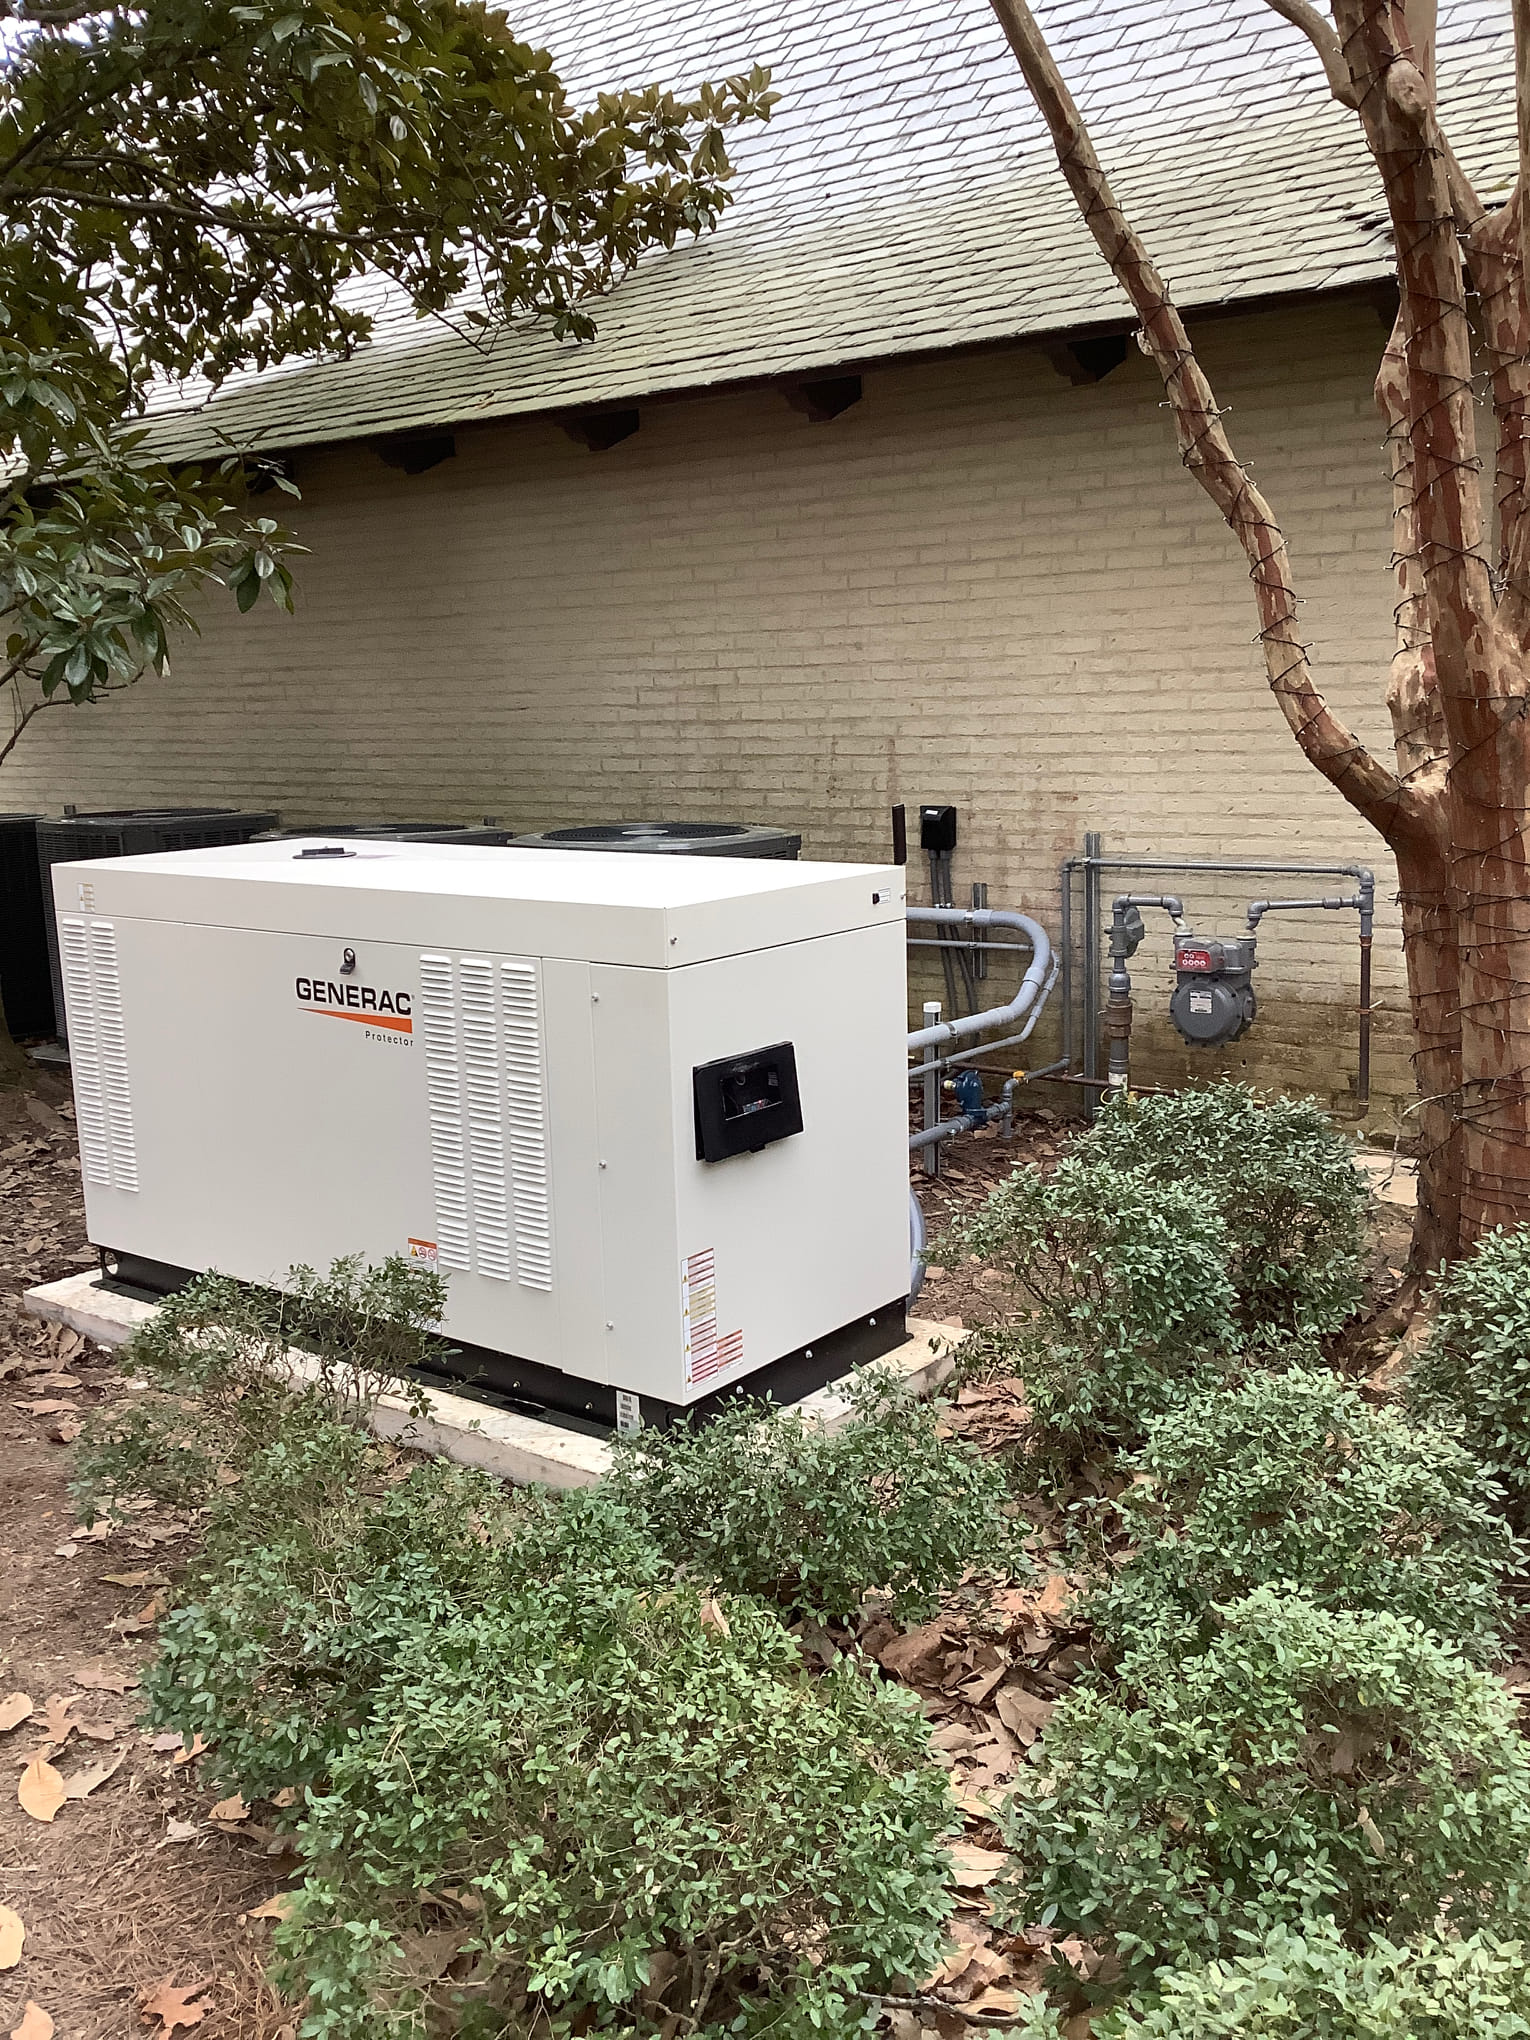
[693,1041,804,1162]
[919,804,958,853]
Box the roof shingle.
[146,0,1515,459]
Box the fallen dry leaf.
[49,1418,81,1444]
[75,1717,122,1742]
[140,1977,212,2038]
[271,1785,298,1808]
[34,1693,79,1752]
[879,1619,954,1685]
[966,1986,1026,2018]
[64,1749,126,1799]
[101,1572,170,1590]
[9,2004,52,2040]
[172,1733,208,1767]
[0,1905,24,1969]
[0,1693,33,1734]
[52,1542,78,1559]
[244,1893,294,1923]
[948,1841,1009,1889]
[210,1792,249,1823]
[17,1753,66,1823]
[74,1663,135,1695]
[994,1682,1054,1745]
[1034,1574,1076,1624]
[161,1818,201,1845]
[699,1596,731,1638]
[17,1400,75,1418]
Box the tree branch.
[1261,0,1360,107]
[984,0,1426,849]
[1331,1,1495,724]
[16,183,388,245]
[0,689,64,771]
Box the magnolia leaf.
[0,1693,33,1734]
[140,1977,213,2037]
[0,1904,24,1969]
[9,2004,52,2040]
[209,1792,248,1822]
[18,1754,66,1823]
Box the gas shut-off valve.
[1169,930,1258,1048]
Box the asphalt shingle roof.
[147,0,1516,459]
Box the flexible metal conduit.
[908,1188,926,1304]
[906,908,1054,1051]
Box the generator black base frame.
[97,1249,908,1434]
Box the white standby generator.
[53,839,912,1425]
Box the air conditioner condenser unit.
[53,840,912,1427]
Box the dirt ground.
[0,1075,294,2040]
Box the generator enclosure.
[52,840,911,1422]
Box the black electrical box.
[693,1042,803,1162]
[919,804,957,853]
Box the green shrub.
[1409,1224,1530,1524]
[82,1260,961,2039]
[151,1466,954,2040]
[1089,1368,1513,1662]
[279,1553,954,2039]
[606,1372,1023,1623]
[74,1254,441,1522]
[1013,1919,1530,2039]
[1000,1589,1530,1983]
[944,1157,1239,1454]
[1083,1085,1366,1342]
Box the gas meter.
[1169,931,1258,1047]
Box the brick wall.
[6,292,1416,1114]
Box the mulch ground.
[0,1076,296,2040]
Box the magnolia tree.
[987,0,1530,1270]
[0,0,773,1071]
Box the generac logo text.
[295,976,413,1033]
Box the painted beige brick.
[6,294,1422,1112]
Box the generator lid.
[51,838,907,968]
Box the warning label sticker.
[682,1248,745,1389]
[407,1238,439,1269]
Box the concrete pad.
[23,1272,964,1491]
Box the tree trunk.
[985,0,1530,1269]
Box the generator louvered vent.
[418,952,552,1289]
[59,916,138,1191]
